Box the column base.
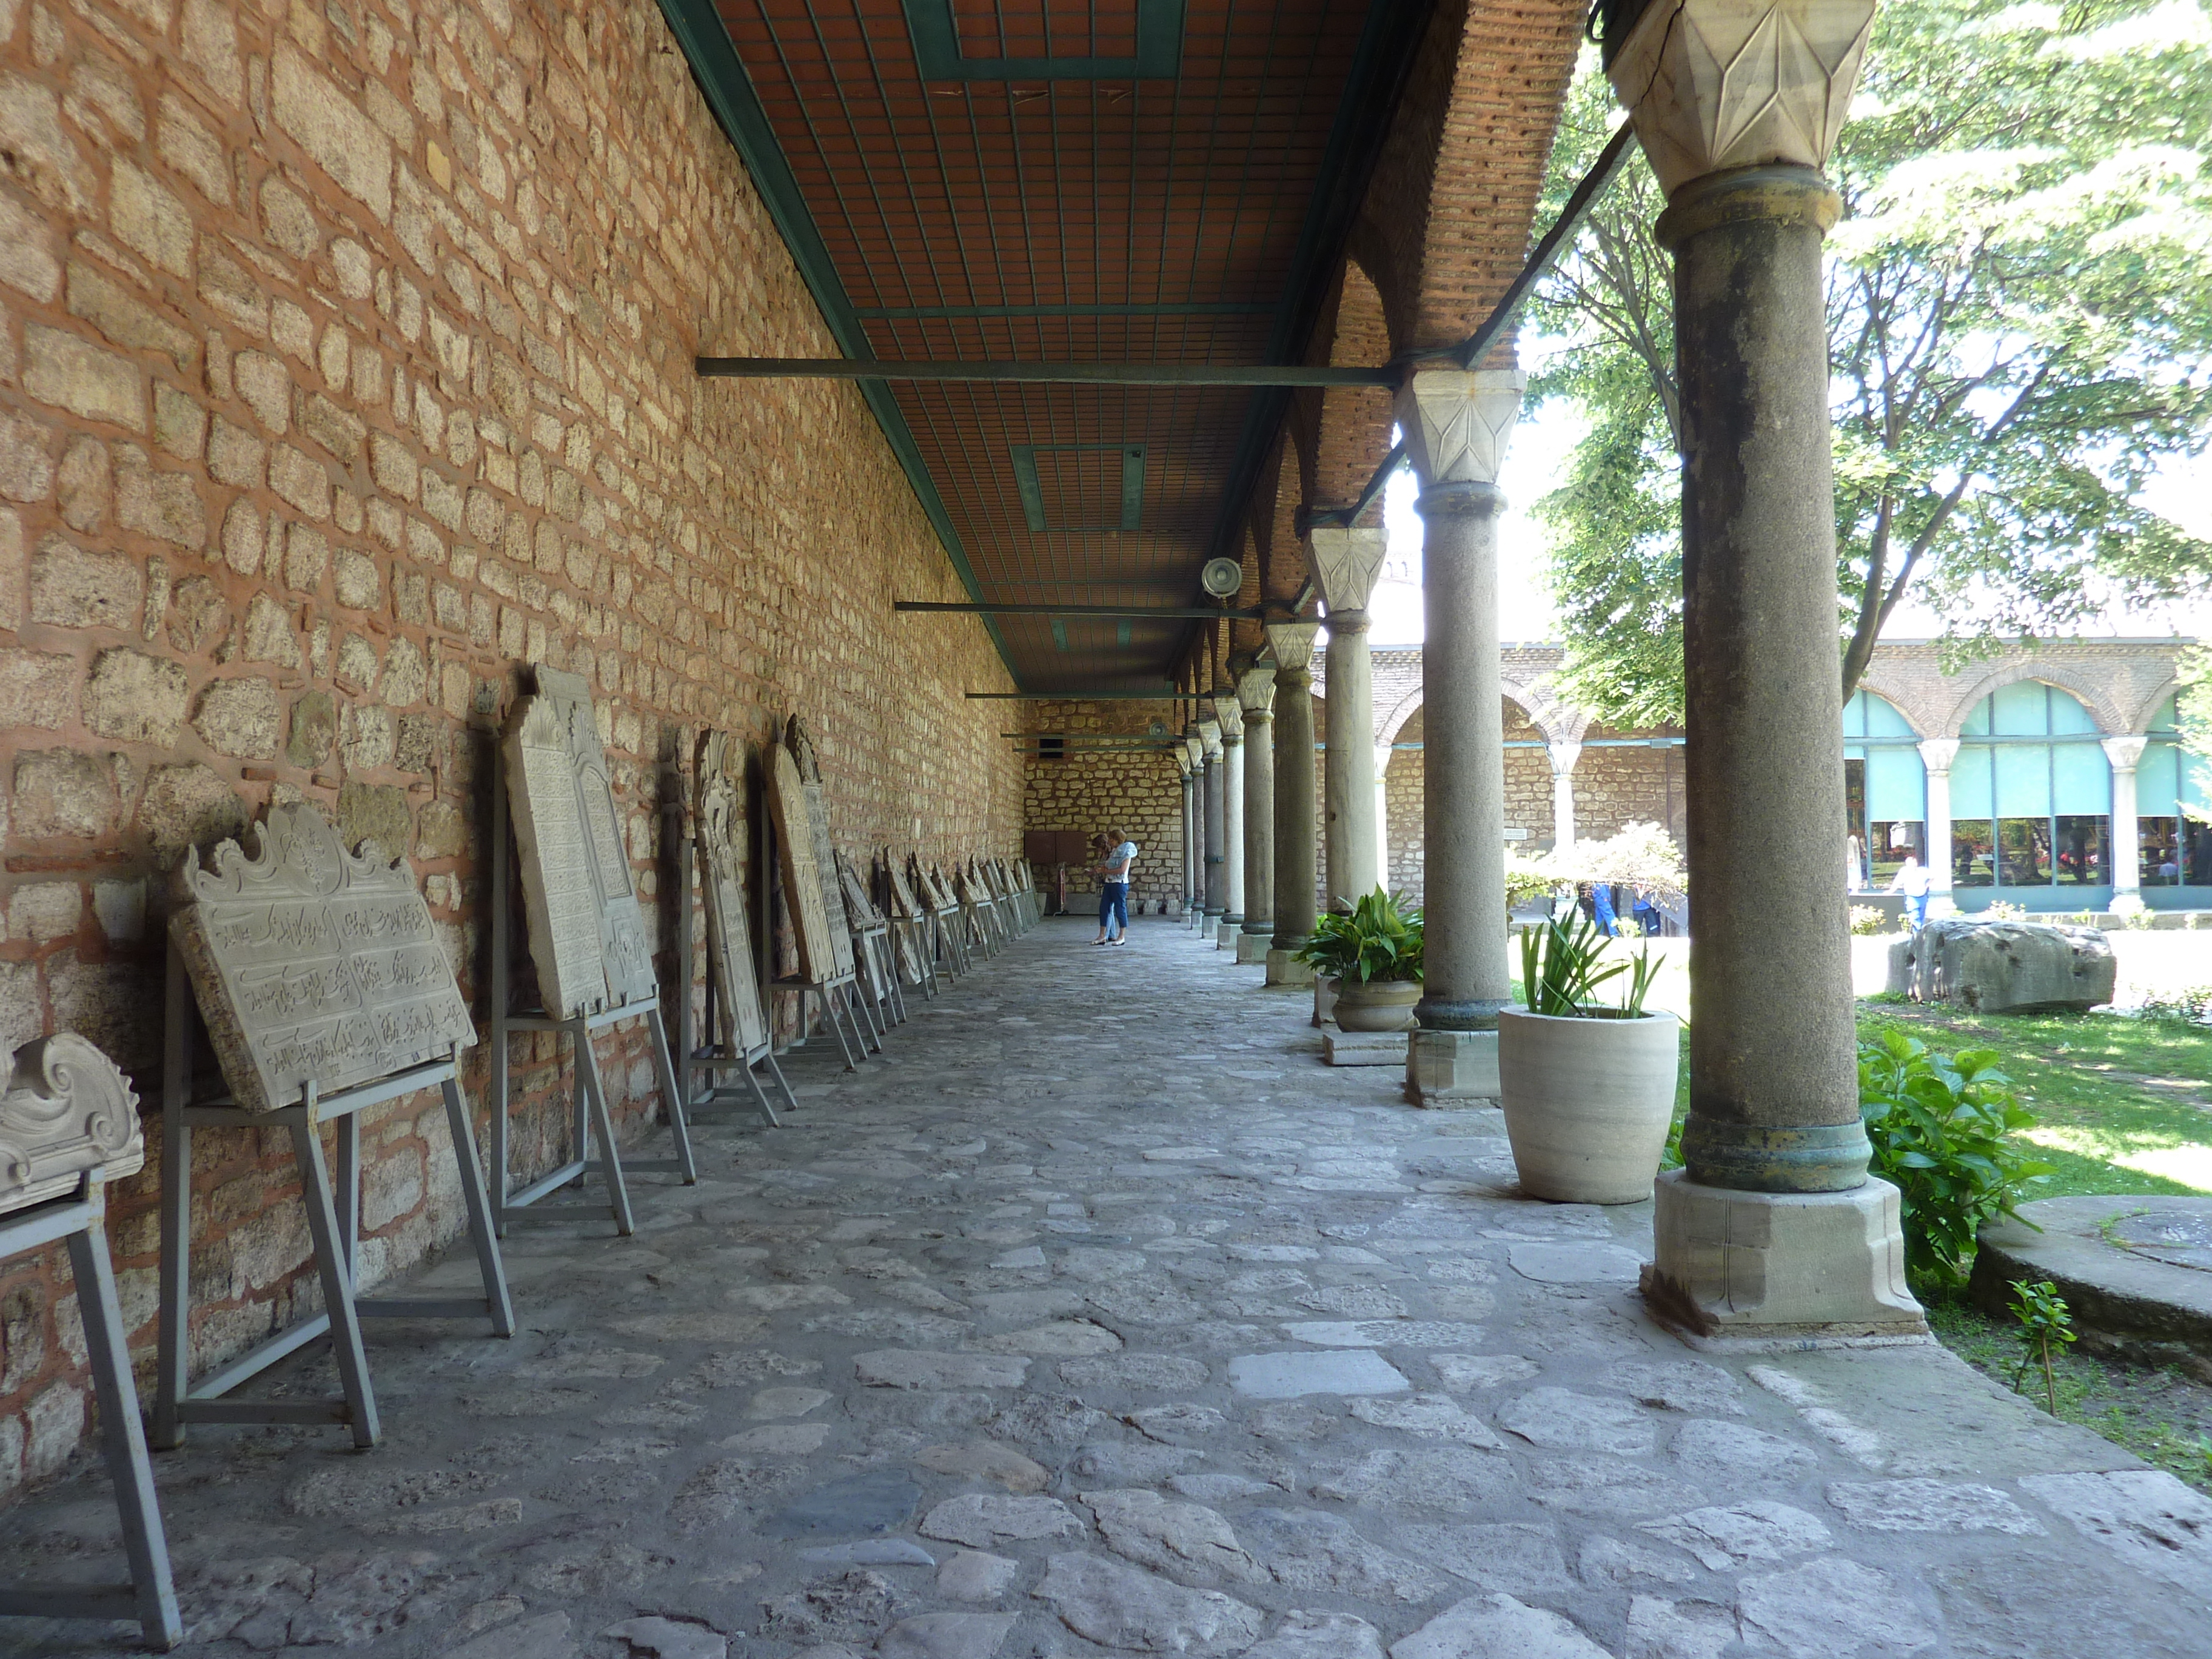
[1216,916,1244,951]
[1324,1031,1409,1067]
[1265,950,1315,988]
[1404,1028,1500,1104]
[1197,913,1218,940]
[1235,931,1269,964]
[1640,1170,1929,1350]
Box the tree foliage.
[1530,0,2212,727]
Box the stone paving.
[6,917,2212,1657]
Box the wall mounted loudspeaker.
[1200,557,1242,598]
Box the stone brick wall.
[0,0,1020,1495]
[1019,700,1184,913]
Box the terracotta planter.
[1498,1008,1680,1204]
[1331,978,1422,1033]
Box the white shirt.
[1103,841,1137,882]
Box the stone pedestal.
[1325,1030,1410,1068]
[1265,950,1315,988]
[1235,931,1269,965]
[1405,1028,1500,1104]
[1642,1170,1928,1347]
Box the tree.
[1530,0,2212,728]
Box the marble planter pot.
[1332,979,1422,1033]
[1498,1008,1680,1204]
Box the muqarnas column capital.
[1606,0,1875,199]
[1393,368,1525,492]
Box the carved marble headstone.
[786,719,858,977]
[502,668,655,1019]
[170,805,475,1114]
[837,852,882,929]
[883,855,922,920]
[697,732,770,1055]
[1,1034,145,1213]
[768,740,838,982]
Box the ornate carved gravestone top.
[1,1034,145,1214]
[883,854,922,921]
[697,731,769,1055]
[768,737,839,982]
[170,805,475,1114]
[502,666,656,1019]
[837,852,882,930]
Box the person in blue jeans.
[1888,851,1931,927]
[1093,830,1136,945]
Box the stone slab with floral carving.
[0,1034,145,1213]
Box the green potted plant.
[1295,889,1424,1032]
[1499,910,1679,1203]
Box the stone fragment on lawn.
[1899,919,2116,1014]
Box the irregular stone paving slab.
[1348,1391,1506,1447]
[1669,1418,1821,1484]
[453,1613,577,1659]
[1605,1359,1745,1415]
[1281,1319,1487,1347]
[1032,1550,1265,1655]
[1240,1507,1452,1601]
[912,1441,1051,1492]
[1498,1387,1658,1455]
[1081,1488,1268,1586]
[1504,1241,1646,1282]
[1735,1555,1940,1655]
[854,1350,1030,1389]
[977,1319,1124,1355]
[769,1470,923,1537]
[2017,1470,2212,1598]
[1623,1595,1738,1659]
[600,1615,729,1658]
[1825,1478,2046,1535]
[875,1612,1017,1659]
[1314,1447,1527,1513]
[1228,1349,1412,1398]
[1059,1353,1213,1390]
[1390,1592,1613,1658]
[936,1550,1021,1601]
[1247,1610,1389,1659]
[1429,1352,1540,1391]
[1639,1500,1834,1569]
[1578,1533,1702,1587]
[919,1494,1083,1548]
[1393,1521,1574,1594]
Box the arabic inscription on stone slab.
[171,805,474,1114]
[697,731,769,1055]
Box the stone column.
[1917,737,1957,913]
[1395,369,1521,1103]
[1549,742,1582,851]
[1610,0,1921,1341]
[1184,732,1206,925]
[1305,528,1385,908]
[2103,735,2147,902]
[1199,717,1225,937]
[1173,752,1193,919]
[1373,751,1393,893]
[1238,666,1278,965]
[1265,620,1321,987]
[1215,692,1246,947]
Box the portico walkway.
[5,922,2208,1658]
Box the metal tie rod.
[697,358,1398,387]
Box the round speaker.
[1200,557,1244,598]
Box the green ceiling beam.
[903,0,1185,81]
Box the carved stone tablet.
[768,743,838,982]
[1,1034,145,1213]
[171,805,475,1114]
[530,666,656,1008]
[503,696,608,1020]
[696,732,769,1056]
[787,720,857,977]
[837,852,882,929]
[885,855,922,920]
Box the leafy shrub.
[1295,888,1423,985]
[1858,1031,2053,1285]
[2139,985,2212,1025]
[1541,820,1686,891]
[1849,904,1894,935]
[1983,899,2029,922]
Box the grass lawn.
[1854,996,2212,1492]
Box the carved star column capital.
[1393,369,1526,491]
[1607,0,1876,199]
[1263,620,1321,675]
[1237,665,1278,718]
[1301,526,1387,614]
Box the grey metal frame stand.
[931,902,970,976]
[155,943,514,1453]
[0,1173,182,1651]
[891,910,939,1001]
[851,916,906,1028]
[488,765,695,1238]
[769,975,872,1069]
[674,831,793,1127]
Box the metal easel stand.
[674,837,791,1128]
[893,913,940,1002]
[0,1174,181,1650]
[842,953,888,1051]
[932,903,970,977]
[964,899,1000,960]
[488,768,696,1239]
[853,919,906,1028]
[769,973,871,1070]
[154,947,515,1453]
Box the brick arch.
[2126,672,2185,737]
[1373,680,1575,749]
[1936,663,2127,738]
[1301,258,1398,512]
[1849,669,1931,738]
[1349,0,1584,354]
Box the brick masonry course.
[0,0,1023,1495]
